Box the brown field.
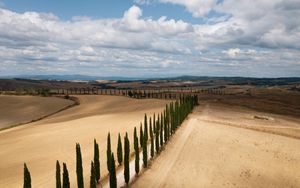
[0,86,299,188]
[0,95,170,187]
[0,96,74,129]
[132,103,300,188]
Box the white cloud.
[0,2,299,77]
[160,0,217,17]
[222,48,257,58]
[223,48,241,58]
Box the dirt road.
[133,104,300,188]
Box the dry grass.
[0,95,170,187]
[0,96,74,130]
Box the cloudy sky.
[0,0,299,77]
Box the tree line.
[23,95,198,188]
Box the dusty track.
[133,104,300,188]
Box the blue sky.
[0,0,299,77]
[2,0,205,23]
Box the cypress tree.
[155,119,160,154]
[124,133,130,184]
[134,127,140,175]
[153,114,156,134]
[109,153,117,188]
[164,111,167,143]
[62,163,70,188]
[93,139,100,183]
[139,124,143,148]
[150,122,154,159]
[56,160,61,188]
[117,133,123,166]
[142,133,148,168]
[23,163,31,188]
[90,161,96,188]
[107,132,111,172]
[76,143,84,188]
[144,114,148,141]
[157,114,160,146]
[160,113,164,147]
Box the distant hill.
[1,74,299,82]
[0,75,142,81]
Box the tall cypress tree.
[23,163,31,188]
[124,133,130,184]
[76,143,84,188]
[107,132,111,172]
[157,114,160,146]
[163,110,166,141]
[139,124,143,148]
[62,163,70,188]
[109,153,117,188]
[117,133,123,166]
[155,120,160,154]
[93,139,100,183]
[56,160,61,188]
[144,114,148,141]
[160,113,164,147]
[150,123,154,158]
[134,127,140,175]
[153,113,156,134]
[142,133,148,168]
[90,161,96,188]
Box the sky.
[0,0,299,78]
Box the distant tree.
[128,90,133,97]
[56,161,61,188]
[76,143,84,188]
[107,132,112,172]
[62,163,70,188]
[117,133,123,166]
[134,127,140,175]
[93,139,100,183]
[23,163,31,188]
[90,161,96,188]
[139,124,144,148]
[109,153,117,188]
[124,133,130,184]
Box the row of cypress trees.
[23,95,198,188]
[53,140,101,188]
[107,95,198,187]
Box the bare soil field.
[0,95,74,129]
[133,103,300,188]
[0,95,170,187]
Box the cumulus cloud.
[160,0,217,17]
[214,0,300,49]
[0,2,299,77]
